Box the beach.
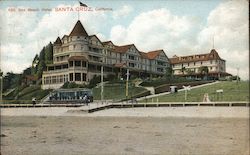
[1,107,249,155]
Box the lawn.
[3,85,52,104]
[93,83,147,101]
[141,81,249,102]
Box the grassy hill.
[93,82,148,101]
[141,81,249,102]
[3,85,52,104]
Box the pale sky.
[0,0,249,80]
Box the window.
[201,61,203,65]
[82,61,86,67]
[52,76,56,83]
[75,73,81,81]
[75,61,81,67]
[129,63,135,67]
[210,67,213,70]
[59,75,63,83]
[69,73,73,81]
[129,55,135,60]
[210,60,213,64]
[82,73,87,81]
[157,68,163,72]
[194,62,196,66]
[69,61,73,67]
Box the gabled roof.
[114,44,134,53]
[146,50,164,60]
[139,51,148,59]
[62,35,68,39]
[54,37,62,45]
[69,20,88,37]
[102,41,114,46]
[169,49,224,64]
[89,35,103,46]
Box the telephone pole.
[0,42,2,104]
[101,54,104,104]
[236,67,239,84]
[126,69,129,99]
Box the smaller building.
[169,49,231,80]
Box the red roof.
[139,51,148,59]
[114,44,133,53]
[69,20,88,37]
[102,41,114,46]
[146,50,163,60]
[170,49,224,64]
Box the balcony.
[43,68,69,75]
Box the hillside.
[141,81,249,102]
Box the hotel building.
[169,49,231,79]
[42,20,170,89]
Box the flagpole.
[78,7,79,20]
[77,0,80,20]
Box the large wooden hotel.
[42,20,230,89]
[42,20,170,89]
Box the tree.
[165,66,173,78]
[31,54,39,75]
[45,42,53,64]
[199,66,209,80]
[186,69,195,75]
[181,66,186,75]
[37,47,46,78]
[23,67,31,76]
[2,72,21,91]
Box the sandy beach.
[1,107,249,155]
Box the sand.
[1,107,249,155]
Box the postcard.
[0,0,249,155]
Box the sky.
[0,0,249,80]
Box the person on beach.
[32,97,36,105]
[83,94,88,105]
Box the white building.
[169,49,230,79]
[42,20,170,89]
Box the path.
[136,81,220,101]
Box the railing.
[43,68,69,74]
[1,101,248,109]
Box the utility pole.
[0,42,2,104]
[0,75,2,104]
[101,53,104,104]
[126,69,129,99]
[236,67,239,84]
